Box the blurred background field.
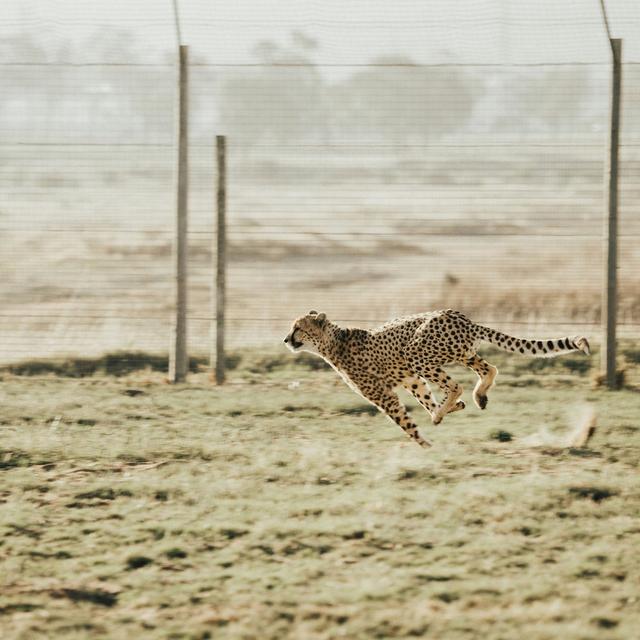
[1,0,640,363]
[2,141,640,361]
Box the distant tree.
[327,56,481,142]
[217,45,481,146]
[621,65,640,137]
[0,29,176,143]
[217,33,325,145]
[0,33,61,139]
[502,66,591,134]
[84,27,140,63]
[0,32,47,62]
[290,30,319,53]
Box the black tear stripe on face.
[290,329,304,349]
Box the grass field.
[1,347,639,639]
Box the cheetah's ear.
[316,312,327,325]
[309,310,318,316]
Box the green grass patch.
[489,429,513,442]
[0,351,218,377]
[126,555,154,570]
[568,486,618,503]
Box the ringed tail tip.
[574,336,590,356]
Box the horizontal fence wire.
[1,0,640,363]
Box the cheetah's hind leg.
[464,354,498,410]
[402,377,465,421]
[411,365,464,425]
[447,398,466,414]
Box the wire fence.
[1,1,640,365]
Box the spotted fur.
[284,309,590,448]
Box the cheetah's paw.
[448,399,466,414]
[473,392,488,410]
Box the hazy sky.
[3,0,640,67]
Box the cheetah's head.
[284,310,329,354]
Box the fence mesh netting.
[1,0,639,362]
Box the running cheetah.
[284,309,590,448]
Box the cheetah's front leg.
[368,388,432,449]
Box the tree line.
[1,29,627,145]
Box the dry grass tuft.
[567,409,597,448]
[591,368,626,390]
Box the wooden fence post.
[602,38,621,389]
[211,135,227,384]
[169,45,189,383]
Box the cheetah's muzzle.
[284,334,303,351]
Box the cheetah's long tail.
[477,326,590,358]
